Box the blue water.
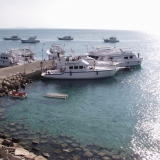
[0,29,160,159]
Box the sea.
[0,29,160,160]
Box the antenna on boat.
[42,44,45,61]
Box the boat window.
[69,66,73,69]
[124,57,128,59]
[74,66,78,69]
[130,56,133,59]
[79,66,83,69]
[3,57,5,59]
[6,57,8,59]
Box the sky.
[0,0,160,32]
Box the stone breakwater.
[0,60,54,97]
[0,73,33,97]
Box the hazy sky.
[0,0,160,31]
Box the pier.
[0,60,54,81]
[0,60,54,97]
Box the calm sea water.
[0,29,160,159]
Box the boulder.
[2,139,11,146]
[41,152,50,158]
[24,153,37,160]
[1,149,8,157]
[34,155,47,160]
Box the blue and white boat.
[41,55,120,79]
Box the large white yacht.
[0,48,36,67]
[21,36,40,43]
[41,55,120,79]
[88,46,143,67]
[46,44,65,60]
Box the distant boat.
[21,36,40,43]
[57,36,74,40]
[3,35,21,40]
[103,36,119,43]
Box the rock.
[41,152,50,158]
[2,139,11,146]
[32,147,40,151]
[34,155,47,160]
[1,149,8,157]
[10,155,22,160]
[32,140,39,145]
[102,157,111,160]
[84,151,93,157]
[24,153,37,160]
[12,138,21,143]
[15,148,29,156]
[5,152,13,159]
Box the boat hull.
[57,38,73,40]
[9,91,27,99]
[0,60,16,67]
[41,69,118,79]
[103,39,119,43]
[3,38,21,40]
[116,59,143,67]
[21,40,40,43]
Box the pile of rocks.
[0,73,33,97]
[0,133,47,160]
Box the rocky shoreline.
[0,73,35,97]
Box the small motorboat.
[57,36,74,40]
[3,35,21,40]
[103,36,119,43]
[44,93,68,99]
[21,36,40,43]
[9,91,27,99]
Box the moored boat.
[57,36,74,40]
[103,36,119,43]
[46,44,65,60]
[0,47,36,67]
[9,91,27,99]
[21,36,40,43]
[3,35,21,40]
[88,46,143,67]
[41,55,120,79]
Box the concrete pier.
[0,60,54,83]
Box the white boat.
[103,36,119,43]
[88,46,143,67]
[57,36,74,40]
[70,50,122,67]
[41,55,120,79]
[0,48,36,67]
[47,44,65,60]
[21,36,40,43]
[44,93,68,99]
[3,35,21,40]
